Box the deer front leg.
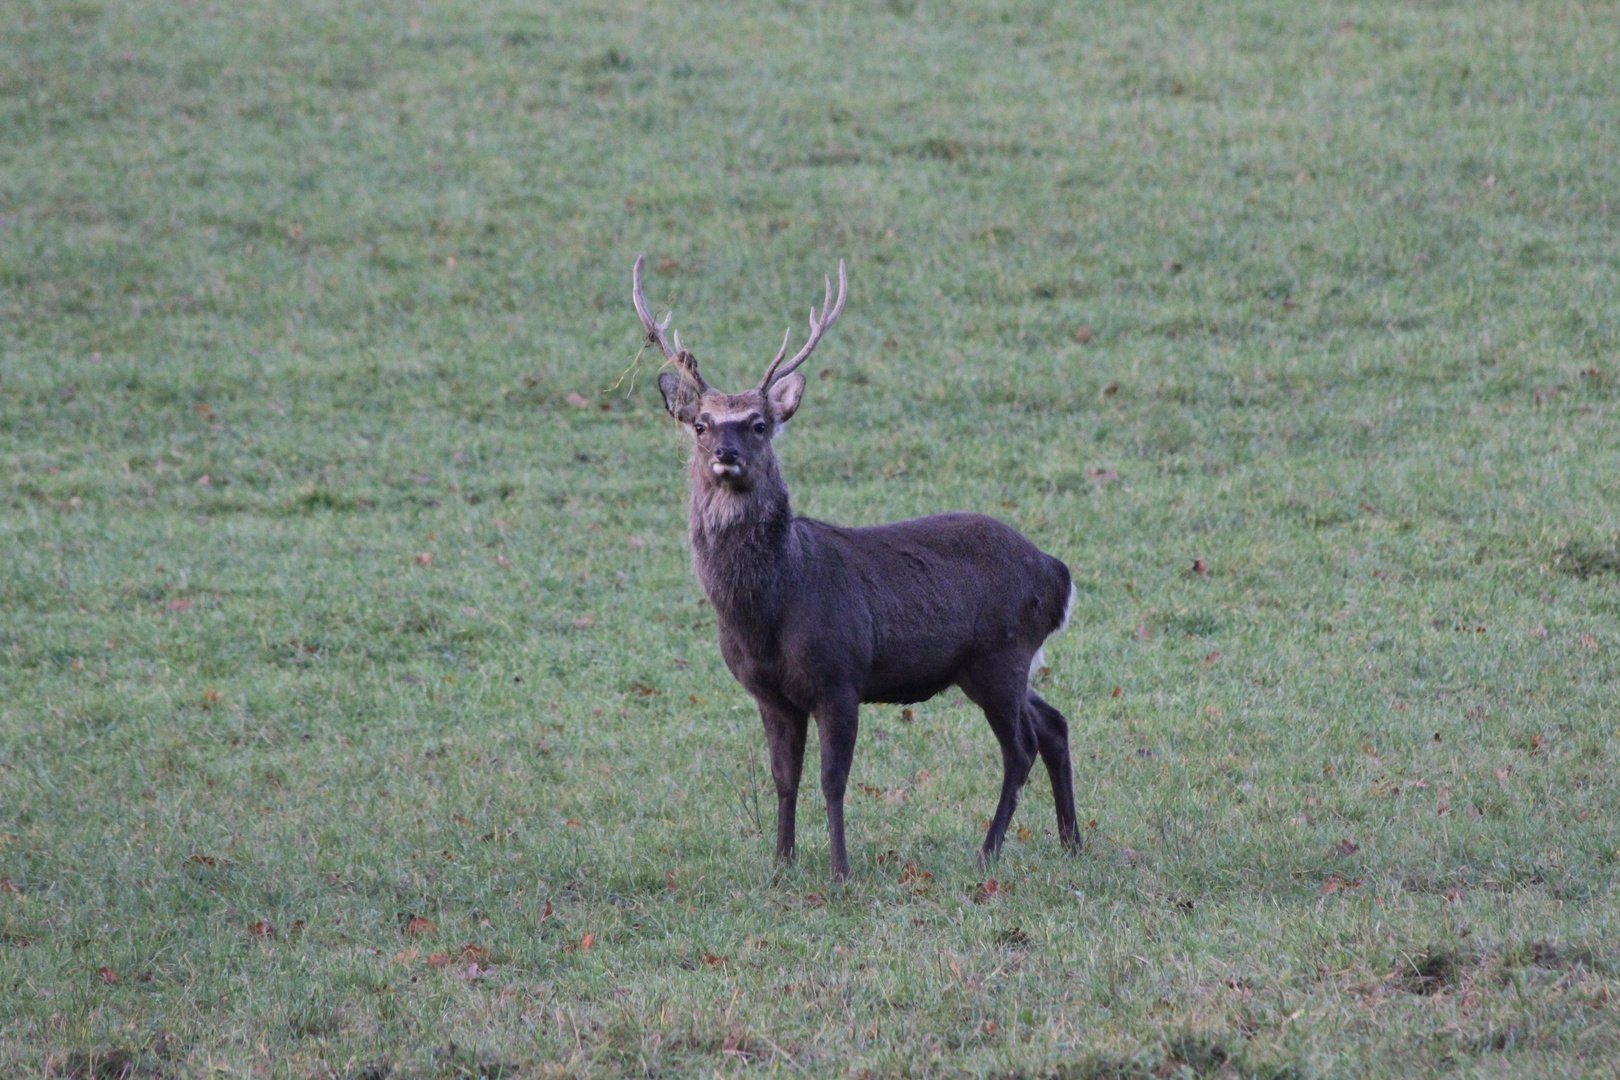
[814,697,860,881]
[758,698,810,862]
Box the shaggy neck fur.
[688,454,793,630]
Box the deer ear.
[657,372,701,424]
[766,372,806,425]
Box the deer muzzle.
[711,444,745,478]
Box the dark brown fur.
[657,375,1079,879]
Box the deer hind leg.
[758,698,810,862]
[813,695,860,881]
[960,656,1040,863]
[1027,690,1080,851]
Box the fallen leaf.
[566,392,591,408]
[1015,824,1033,842]
[1133,622,1152,641]
[248,920,275,939]
[404,916,437,937]
[459,944,490,963]
[427,952,451,968]
[883,787,908,805]
[1112,686,1122,698]
[196,474,212,487]
[1332,839,1360,857]
[572,616,594,629]
[1581,634,1599,650]
[1204,705,1221,717]
[580,933,595,950]
[972,879,1003,904]
[540,900,553,920]
[701,953,726,966]
[97,967,118,984]
[415,553,432,567]
[188,853,217,868]
[1466,804,1484,820]
[564,818,581,828]
[1074,325,1092,344]
[1320,875,1361,895]
[165,599,191,613]
[900,708,914,722]
[1192,558,1208,575]
[392,947,419,964]
[1496,767,1512,781]
[1121,849,1143,866]
[496,554,511,568]
[1202,651,1220,666]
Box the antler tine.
[760,260,847,388]
[632,254,676,359]
[634,254,708,391]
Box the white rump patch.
[1029,582,1079,684]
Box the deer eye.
[692,423,706,435]
[753,421,767,435]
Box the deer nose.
[714,445,741,466]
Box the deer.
[635,255,1079,880]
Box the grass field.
[3,0,1620,1076]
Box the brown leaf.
[0,877,20,895]
[1581,634,1599,650]
[1202,650,1220,666]
[1112,686,1122,697]
[459,944,490,963]
[165,599,192,613]
[1074,325,1092,344]
[404,916,437,937]
[248,920,275,939]
[630,683,659,696]
[414,553,432,567]
[97,966,118,985]
[1121,848,1143,866]
[541,900,554,920]
[566,392,591,408]
[1192,558,1208,575]
[452,814,472,827]
[580,932,595,951]
[701,953,726,966]
[900,708,915,722]
[972,879,1002,904]
[571,616,594,629]
[1320,875,1361,895]
[1133,622,1152,641]
[392,947,419,964]
[427,952,451,968]
[1332,839,1360,857]
[564,818,581,828]
[1015,824,1033,842]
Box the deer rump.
[720,512,1073,710]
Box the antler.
[633,254,707,391]
[759,260,847,389]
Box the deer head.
[637,255,846,491]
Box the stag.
[635,256,1078,879]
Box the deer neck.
[688,464,794,626]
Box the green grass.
[3,0,1619,1075]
